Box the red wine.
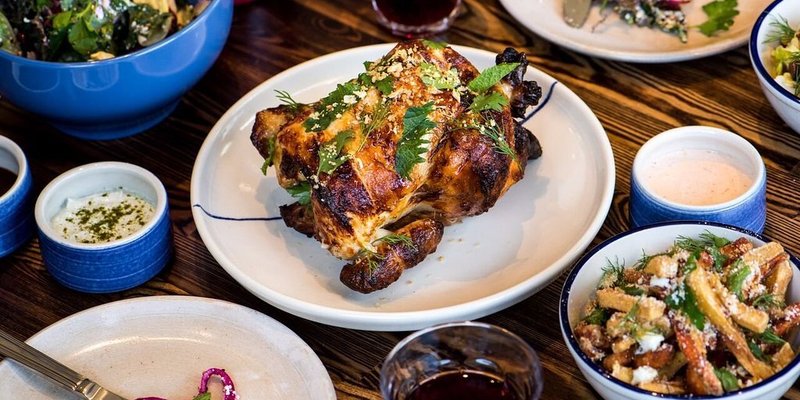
[0,168,17,196]
[374,0,459,26]
[407,370,518,400]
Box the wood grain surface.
[1,1,800,399]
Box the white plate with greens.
[190,43,615,331]
[0,296,335,399]
[500,0,772,62]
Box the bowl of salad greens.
[0,0,233,140]
[749,0,800,135]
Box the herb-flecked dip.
[0,0,209,62]
[52,189,155,244]
[575,232,799,395]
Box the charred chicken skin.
[251,40,542,293]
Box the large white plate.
[190,44,615,331]
[500,0,772,62]
[0,296,335,399]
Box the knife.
[0,329,128,400]
[563,0,593,28]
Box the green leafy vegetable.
[726,259,750,301]
[419,62,461,90]
[260,136,277,175]
[357,101,391,153]
[583,307,610,326]
[192,393,212,400]
[318,130,355,175]
[697,0,739,37]
[752,293,785,309]
[674,232,729,271]
[422,39,447,49]
[0,11,19,53]
[395,101,435,179]
[713,368,740,391]
[470,91,509,112]
[760,328,787,346]
[467,62,520,93]
[748,338,769,361]
[303,81,360,132]
[286,182,311,206]
[375,75,394,95]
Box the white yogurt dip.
[640,149,753,206]
[51,190,155,244]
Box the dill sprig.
[374,233,415,249]
[479,117,518,163]
[357,248,384,273]
[357,101,391,153]
[766,15,798,46]
[275,89,301,111]
[752,293,785,309]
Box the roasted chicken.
[251,40,542,293]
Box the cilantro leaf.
[375,75,394,95]
[395,102,435,179]
[286,182,311,206]
[467,62,520,93]
[318,130,354,175]
[470,91,509,112]
[713,368,739,392]
[303,81,360,132]
[697,0,739,37]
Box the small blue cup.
[0,136,35,257]
[630,126,767,233]
[34,162,172,293]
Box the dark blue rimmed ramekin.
[0,136,34,257]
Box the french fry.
[643,255,678,278]
[687,267,775,379]
[720,237,753,259]
[706,269,769,333]
[596,288,666,322]
[774,303,800,336]
[741,242,784,270]
[765,259,793,304]
[638,381,686,395]
[773,342,796,370]
[674,319,722,395]
[611,364,633,384]
[658,351,687,380]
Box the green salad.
[766,16,800,98]
[0,0,209,62]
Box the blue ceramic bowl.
[630,126,767,233]
[560,222,800,400]
[34,162,172,293]
[0,0,233,140]
[0,136,35,257]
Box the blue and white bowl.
[0,136,34,257]
[630,126,766,233]
[749,0,800,135]
[560,222,800,400]
[34,162,172,293]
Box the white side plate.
[500,0,772,62]
[190,44,615,331]
[0,296,335,399]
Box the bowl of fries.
[560,222,800,399]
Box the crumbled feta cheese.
[649,277,671,289]
[635,332,664,354]
[631,366,659,385]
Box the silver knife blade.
[563,0,593,28]
[0,329,128,400]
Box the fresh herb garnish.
[395,101,435,179]
[747,338,769,361]
[419,62,461,90]
[713,368,740,391]
[599,257,625,288]
[697,0,739,37]
[752,293,785,309]
[422,39,447,49]
[318,130,355,175]
[467,62,520,93]
[303,81,360,132]
[374,233,415,249]
[375,75,394,95]
[726,259,750,301]
[275,90,301,111]
[666,277,706,330]
[260,136,277,175]
[470,91,508,112]
[766,15,797,46]
[357,101,391,153]
[478,117,517,162]
[286,182,311,206]
[759,328,787,346]
[583,306,610,326]
[674,232,729,271]
[193,393,212,400]
[357,247,384,273]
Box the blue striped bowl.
[34,162,172,293]
[0,136,35,257]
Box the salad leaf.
[697,0,739,37]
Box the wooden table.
[1,1,799,398]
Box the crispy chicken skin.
[252,40,542,293]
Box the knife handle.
[0,328,86,393]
